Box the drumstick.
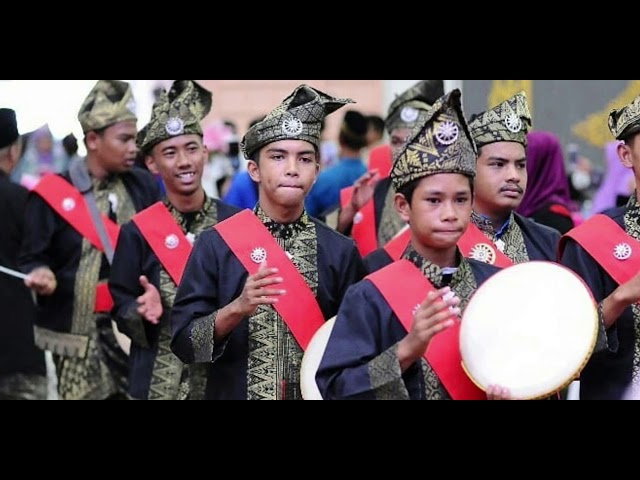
[0,265,29,281]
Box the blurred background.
[2,79,638,214]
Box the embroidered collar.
[403,247,463,289]
[254,205,311,241]
[625,194,640,241]
[471,210,513,238]
[164,196,214,232]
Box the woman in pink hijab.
[590,141,635,216]
[517,131,576,234]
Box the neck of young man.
[411,239,458,269]
[473,203,513,231]
[86,154,110,180]
[258,197,304,224]
[167,187,206,214]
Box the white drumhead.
[460,261,598,400]
[300,317,336,400]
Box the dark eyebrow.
[486,156,527,162]
[424,190,470,195]
[265,148,315,156]
[160,141,199,154]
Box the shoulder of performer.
[27,172,69,211]
[119,217,143,240]
[565,205,627,237]
[58,171,72,183]
[363,248,393,275]
[0,176,28,204]
[213,198,243,221]
[598,205,628,223]
[191,227,222,249]
[514,212,562,240]
[466,257,502,284]
[344,275,384,303]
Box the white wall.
[0,80,97,141]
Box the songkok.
[386,80,445,134]
[137,80,212,153]
[609,94,640,141]
[241,84,353,158]
[391,89,476,192]
[468,91,531,149]
[0,108,19,149]
[78,80,137,133]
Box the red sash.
[458,223,513,268]
[340,187,377,257]
[383,227,411,261]
[95,283,114,313]
[214,210,325,350]
[560,214,640,286]
[33,174,120,253]
[132,202,192,285]
[367,260,486,400]
[368,144,393,179]
[34,174,120,314]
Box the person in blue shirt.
[305,110,368,218]
[223,170,259,210]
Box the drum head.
[300,317,336,400]
[460,261,598,400]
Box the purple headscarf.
[32,125,54,168]
[517,131,573,218]
[590,141,635,215]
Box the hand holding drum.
[460,261,598,400]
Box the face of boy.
[474,141,527,215]
[146,134,207,196]
[396,173,472,250]
[248,139,319,209]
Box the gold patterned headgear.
[241,84,354,158]
[609,94,640,141]
[468,91,532,149]
[386,80,445,134]
[78,80,137,134]
[137,80,212,153]
[391,89,477,192]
